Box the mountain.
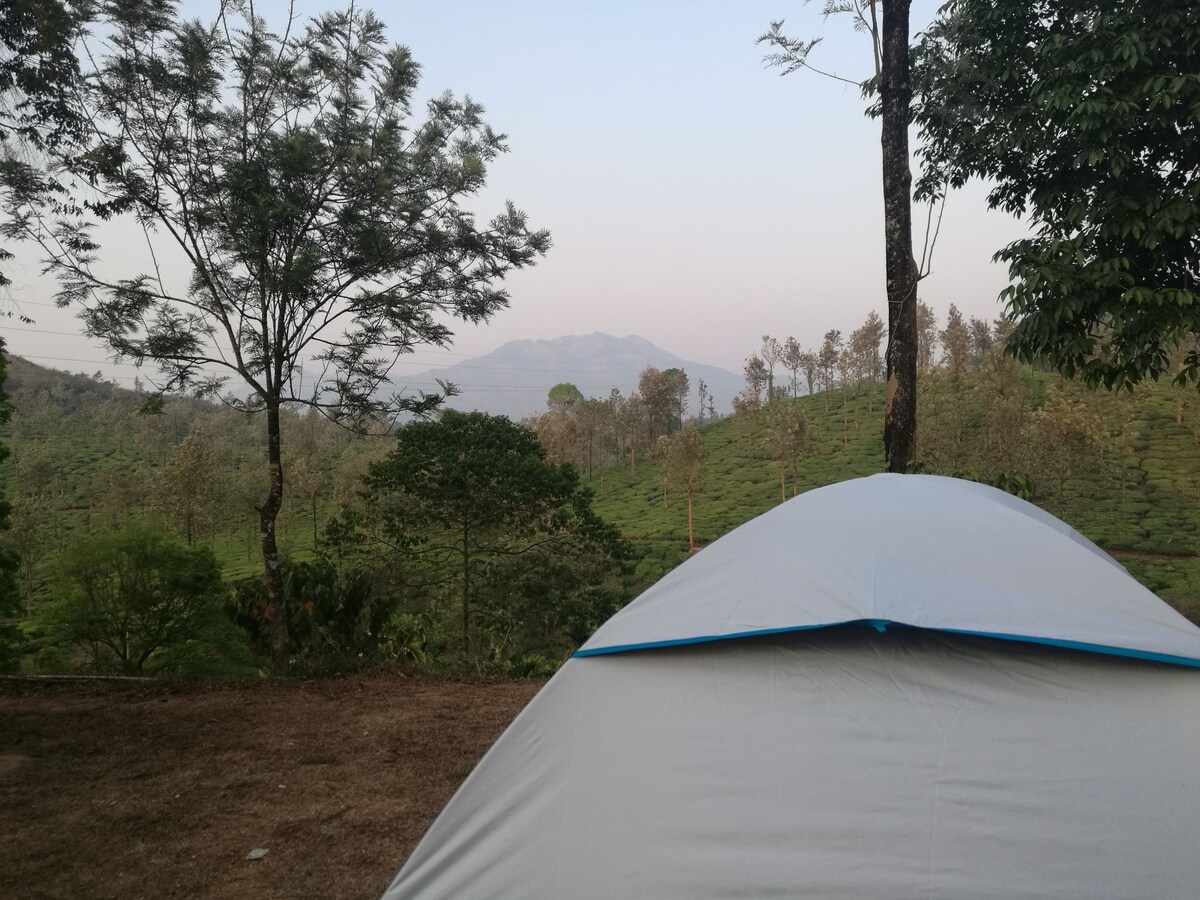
[396,333,744,420]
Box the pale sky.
[2,0,1027,390]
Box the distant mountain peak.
[402,334,741,420]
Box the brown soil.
[0,674,542,900]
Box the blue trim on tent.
[571,618,1200,668]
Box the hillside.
[6,352,1200,626]
[588,373,1200,623]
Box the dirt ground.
[0,674,542,900]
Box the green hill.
[6,353,1200,625]
[589,371,1200,623]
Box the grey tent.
[383,474,1200,899]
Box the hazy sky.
[2,0,1027,391]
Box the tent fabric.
[576,473,1200,665]
[382,475,1200,899]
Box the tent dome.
[578,473,1200,664]
[383,475,1200,899]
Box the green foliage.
[914,0,1200,389]
[229,558,388,673]
[0,338,18,670]
[37,523,252,675]
[0,0,90,293]
[358,411,627,664]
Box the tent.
[382,474,1200,899]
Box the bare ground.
[0,675,542,900]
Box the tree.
[761,0,922,471]
[913,0,1200,390]
[967,317,993,371]
[916,302,938,372]
[17,5,549,661]
[764,400,807,500]
[817,330,842,410]
[760,335,783,401]
[850,311,886,386]
[940,304,970,378]
[743,355,769,409]
[38,523,237,675]
[667,424,707,551]
[696,378,709,425]
[547,383,584,414]
[0,0,89,300]
[782,336,804,397]
[664,368,689,430]
[363,411,620,656]
[0,339,19,667]
[156,429,222,546]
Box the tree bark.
[880,0,919,473]
[260,401,288,663]
[461,521,471,656]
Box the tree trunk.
[461,522,471,656]
[260,401,288,663]
[779,467,786,502]
[687,490,695,551]
[881,0,919,473]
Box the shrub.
[38,523,251,675]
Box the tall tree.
[913,0,1199,390]
[782,336,804,397]
[364,411,620,655]
[547,383,584,414]
[17,4,549,660]
[764,399,807,500]
[743,355,769,409]
[761,0,921,470]
[940,304,970,378]
[760,335,783,401]
[667,424,707,551]
[663,367,690,431]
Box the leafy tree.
[817,330,842,410]
[850,312,886,390]
[1022,386,1109,505]
[940,304,970,378]
[663,367,689,430]
[155,429,222,546]
[638,367,687,438]
[696,378,710,425]
[743,355,769,409]
[547,383,584,413]
[0,0,89,300]
[363,411,622,656]
[913,0,1200,390]
[38,523,244,675]
[764,400,808,501]
[574,397,612,481]
[760,335,783,401]
[967,317,994,370]
[16,4,549,660]
[761,0,922,470]
[782,336,804,398]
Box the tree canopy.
[363,411,624,657]
[9,2,550,660]
[913,0,1200,389]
